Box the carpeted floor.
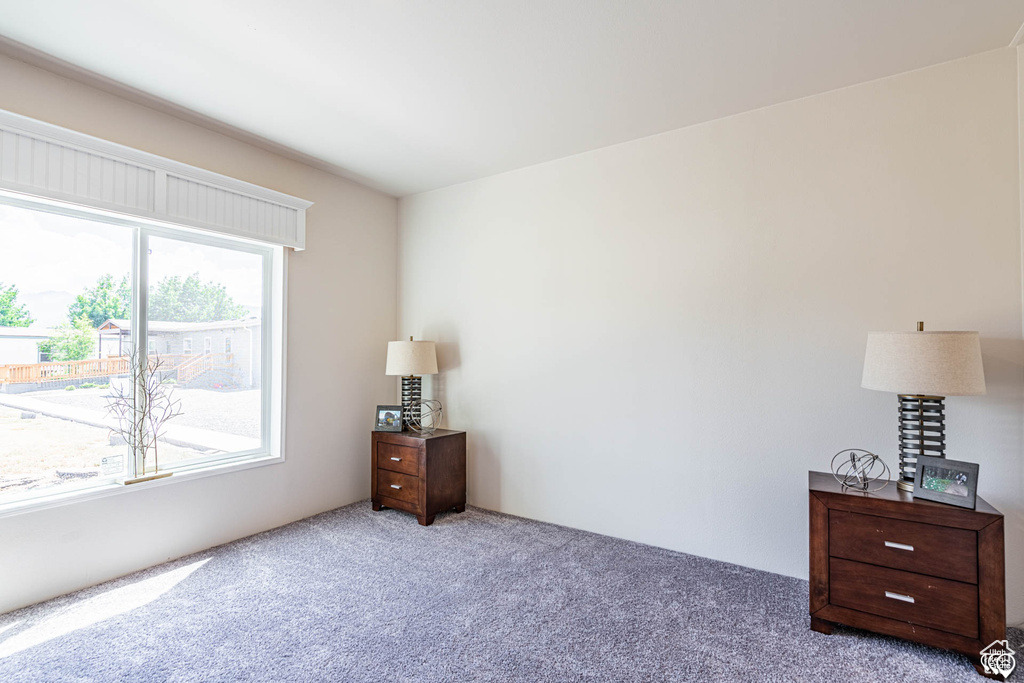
[0,502,1019,682]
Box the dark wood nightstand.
[371,429,466,526]
[809,471,1005,678]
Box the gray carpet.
[0,502,1019,682]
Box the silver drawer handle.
[390,457,401,461]
[390,484,402,490]
[885,591,915,604]
[884,541,914,552]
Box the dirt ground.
[0,406,205,497]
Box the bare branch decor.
[106,349,183,484]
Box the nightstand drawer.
[376,469,419,506]
[830,510,977,583]
[377,443,419,476]
[830,558,978,639]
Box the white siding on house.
[0,327,52,364]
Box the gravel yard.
[30,386,261,439]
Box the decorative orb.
[408,399,443,434]
[830,449,891,492]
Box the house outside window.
[183,338,193,355]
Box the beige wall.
[400,49,1024,623]
[0,53,399,613]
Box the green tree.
[68,274,131,327]
[38,315,96,361]
[0,282,34,327]
[149,273,247,323]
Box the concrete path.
[0,394,260,454]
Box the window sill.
[0,453,283,520]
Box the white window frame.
[0,190,288,517]
[204,337,213,355]
[224,337,232,354]
[183,338,193,356]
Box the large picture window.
[0,107,306,513]
[0,197,282,508]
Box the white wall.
[0,54,398,614]
[400,49,1024,624]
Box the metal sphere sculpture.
[831,449,891,493]
[407,399,443,435]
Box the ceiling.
[1,1,1023,197]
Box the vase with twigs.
[106,349,183,484]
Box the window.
[0,108,304,514]
[0,204,133,499]
[148,236,265,464]
[0,198,283,509]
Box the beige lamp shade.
[385,339,438,376]
[861,331,986,396]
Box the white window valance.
[0,108,312,250]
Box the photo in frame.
[912,455,979,510]
[373,405,404,432]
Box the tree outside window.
[0,283,33,327]
[37,316,96,362]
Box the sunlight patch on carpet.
[0,558,210,659]
[0,622,22,637]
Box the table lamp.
[861,322,986,491]
[385,336,438,430]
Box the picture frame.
[373,405,404,432]
[912,455,979,510]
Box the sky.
[0,203,263,328]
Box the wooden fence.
[0,354,205,385]
[0,357,129,385]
